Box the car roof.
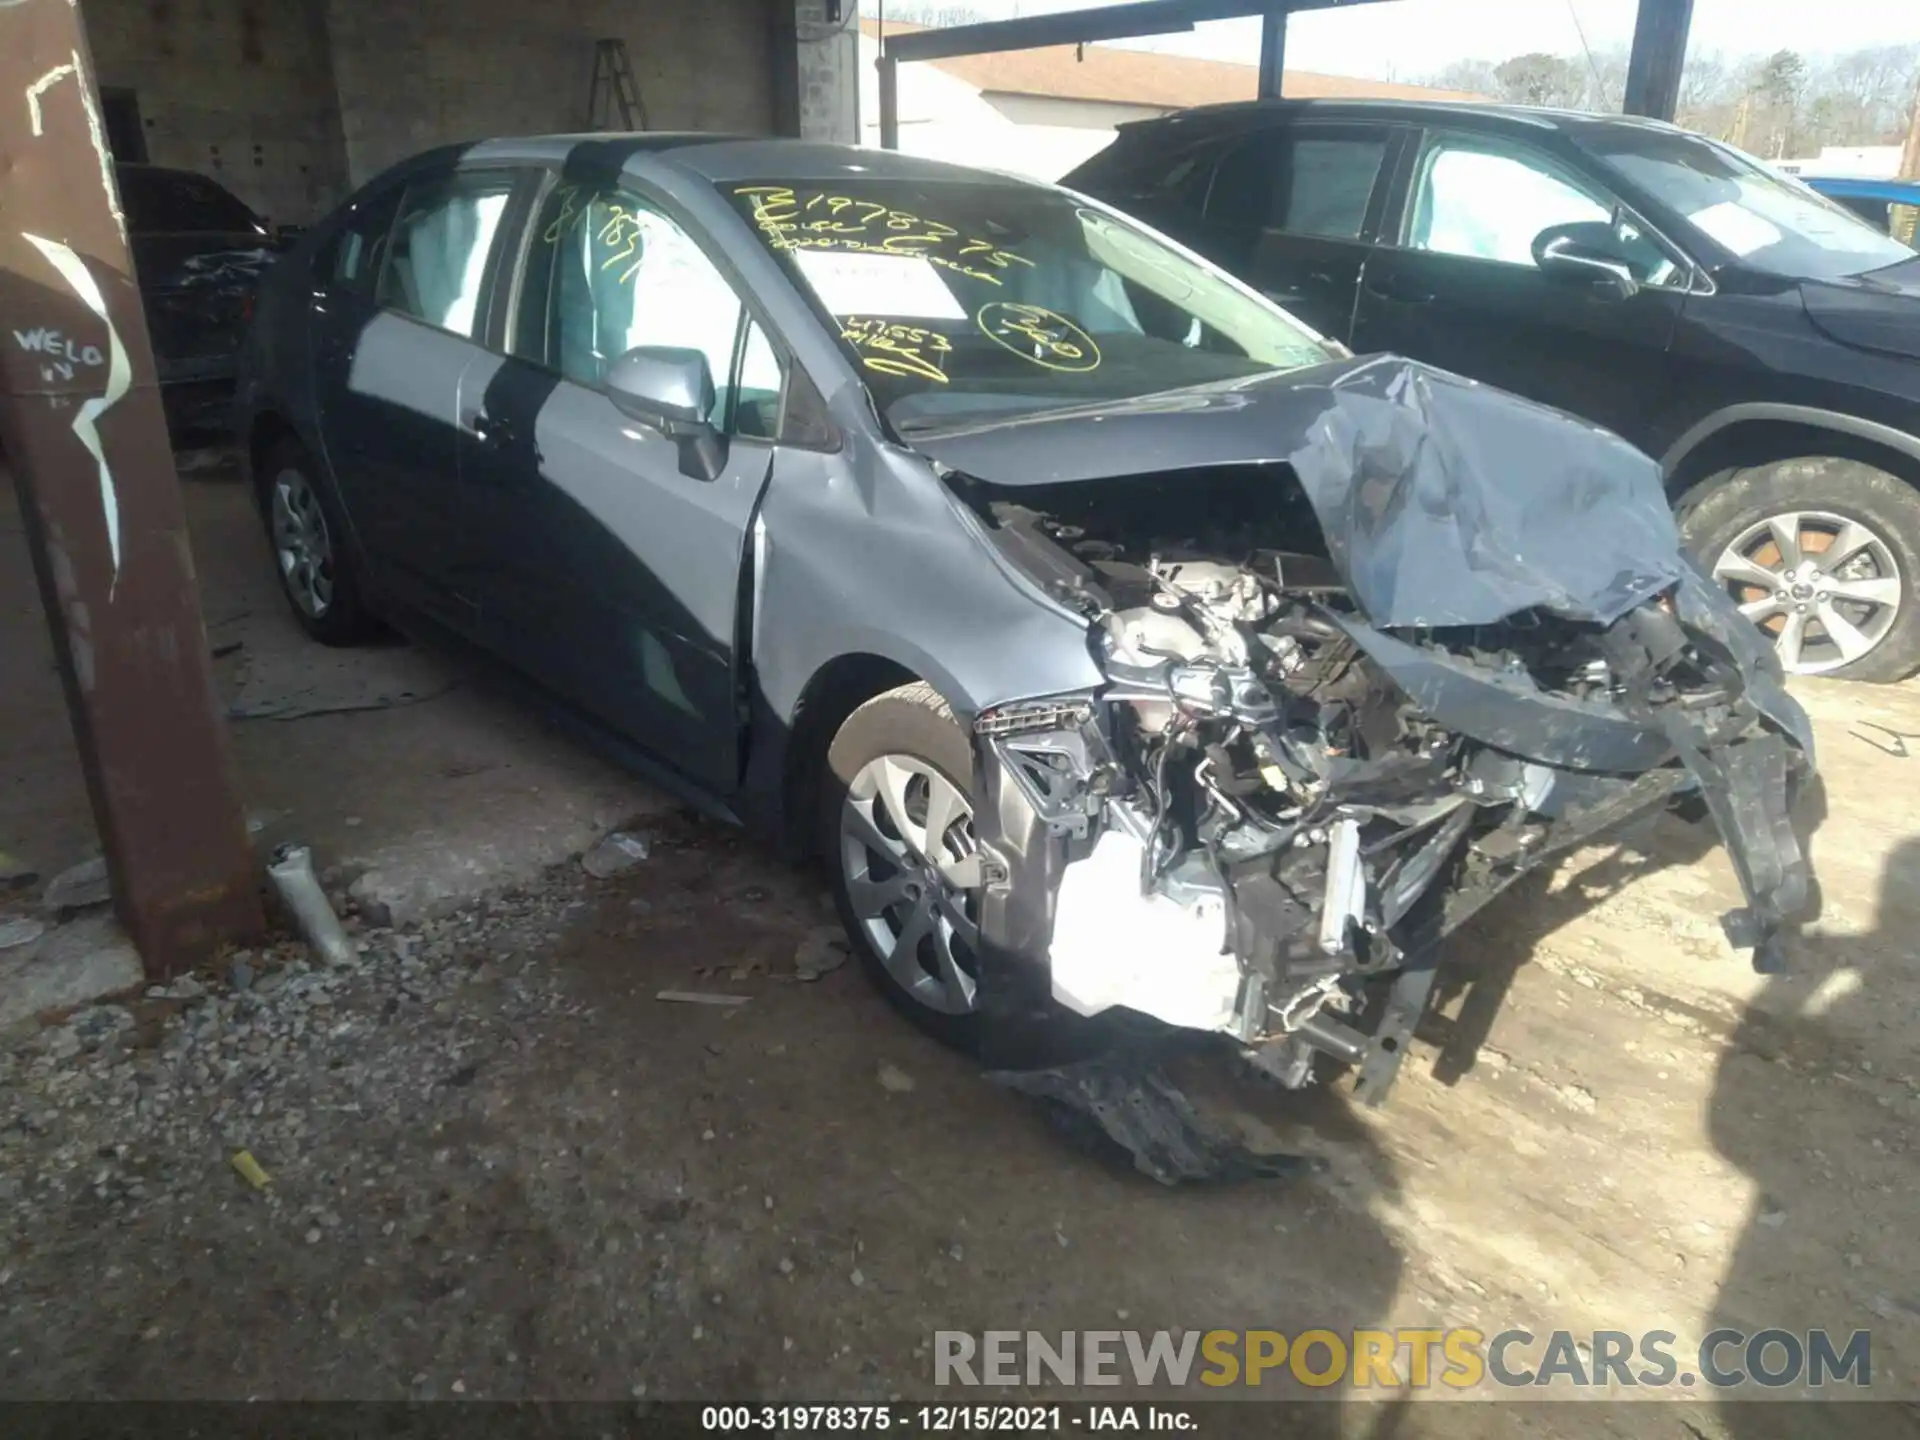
[1110,97,1691,139]
[445,133,1052,186]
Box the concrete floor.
[1,457,665,987]
[2,456,1916,1426]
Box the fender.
[1661,402,1920,479]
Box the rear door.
[310,164,532,631]
[1350,129,1687,446]
[1193,121,1401,342]
[458,174,783,792]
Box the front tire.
[1678,457,1920,683]
[259,438,378,646]
[820,683,984,1051]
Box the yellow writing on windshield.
[734,186,1034,286]
[841,317,953,385]
[977,302,1100,373]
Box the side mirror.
[1533,223,1640,300]
[605,345,728,481]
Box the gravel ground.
[0,780,1913,1440]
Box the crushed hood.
[907,355,1690,629]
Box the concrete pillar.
[794,0,858,144]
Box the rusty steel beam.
[0,0,263,976]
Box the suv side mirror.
[605,345,728,481]
[1533,221,1640,301]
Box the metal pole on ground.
[0,0,264,976]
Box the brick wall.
[323,0,790,186]
[85,0,351,225]
[81,0,822,226]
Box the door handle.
[1364,275,1434,305]
[467,410,543,468]
[470,412,516,446]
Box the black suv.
[1067,101,1920,682]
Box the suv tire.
[1678,457,1920,683]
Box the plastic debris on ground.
[583,831,652,879]
[990,1054,1321,1187]
[230,1150,272,1190]
[42,856,110,912]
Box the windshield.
[1580,130,1913,280]
[723,176,1331,428]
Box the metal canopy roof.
[873,0,1695,147]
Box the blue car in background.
[1801,176,1920,245]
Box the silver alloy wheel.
[839,754,983,1016]
[270,467,335,620]
[1711,509,1903,676]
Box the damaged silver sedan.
[237,138,1817,1182]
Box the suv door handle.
[1365,275,1434,305]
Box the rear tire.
[1677,457,1920,683]
[259,437,378,646]
[819,683,984,1052]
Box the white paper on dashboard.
[1688,201,1782,257]
[791,250,968,320]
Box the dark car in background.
[231,136,1814,1173]
[1068,101,1920,681]
[118,162,281,437]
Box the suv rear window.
[119,168,261,235]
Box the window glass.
[377,173,516,339]
[1411,145,1609,264]
[1283,137,1387,240]
[323,189,402,292]
[525,184,749,429]
[1204,131,1387,241]
[119,167,262,235]
[733,321,784,440]
[1408,140,1678,284]
[725,177,1331,430]
[1580,129,1913,280]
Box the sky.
[886,0,1920,79]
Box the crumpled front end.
[931,359,1818,1177]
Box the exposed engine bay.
[951,463,1816,1169]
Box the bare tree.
[1427,39,1920,158]
[1493,52,1585,107]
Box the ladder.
[588,38,649,131]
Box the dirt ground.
[3,544,1919,1436]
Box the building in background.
[1774,144,1905,179]
[858,19,1487,181]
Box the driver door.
[458,177,782,793]
[1351,131,1686,447]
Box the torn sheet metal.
[907,354,1692,628]
[940,353,1818,1181]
